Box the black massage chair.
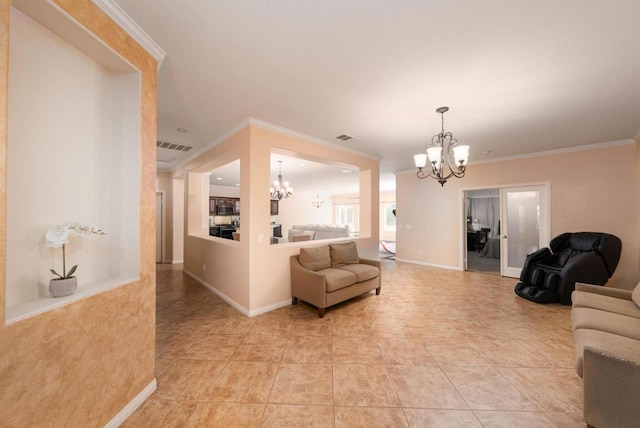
[514,232,622,305]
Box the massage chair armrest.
[519,247,552,281]
[562,253,609,284]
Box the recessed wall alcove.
[5,2,141,323]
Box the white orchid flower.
[45,226,71,248]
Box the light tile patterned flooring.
[124,261,585,427]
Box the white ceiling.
[114,0,640,189]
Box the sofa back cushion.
[299,245,331,271]
[330,242,359,267]
[633,282,640,308]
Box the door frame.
[460,182,551,276]
[156,191,165,263]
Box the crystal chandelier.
[270,160,293,200]
[413,106,470,186]
[311,191,324,208]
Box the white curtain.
[468,197,500,237]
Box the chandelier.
[270,160,293,200]
[311,191,324,208]
[413,106,470,186]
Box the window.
[383,203,396,231]
[335,204,355,230]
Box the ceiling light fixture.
[270,160,293,200]
[413,106,469,186]
[311,191,324,208]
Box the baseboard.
[104,378,157,428]
[247,299,291,317]
[395,258,463,271]
[182,269,291,317]
[183,269,250,316]
[171,260,184,264]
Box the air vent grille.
[336,134,353,141]
[156,140,193,152]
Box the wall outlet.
[258,233,265,243]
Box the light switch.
[258,233,264,243]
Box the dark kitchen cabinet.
[209,197,217,214]
[270,199,279,215]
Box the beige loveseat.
[571,282,640,428]
[290,241,380,318]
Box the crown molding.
[91,0,166,67]
[170,117,381,173]
[470,138,635,165]
[247,117,382,161]
[396,138,636,176]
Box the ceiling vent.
[156,140,193,152]
[336,134,354,141]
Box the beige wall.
[0,0,157,425]
[396,142,639,288]
[177,124,379,315]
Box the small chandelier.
[413,106,470,186]
[311,191,324,208]
[270,160,293,200]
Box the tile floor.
[123,261,585,427]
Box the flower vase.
[49,277,77,298]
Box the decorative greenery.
[45,222,107,280]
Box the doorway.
[465,189,500,275]
[463,184,550,277]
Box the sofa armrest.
[583,345,640,428]
[575,282,633,300]
[290,256,327,309]
[358,257,381,269]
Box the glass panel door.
[500,185,549,278]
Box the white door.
[156,192,163,263]
[500,185,550,278]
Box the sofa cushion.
[299,245,331,272]
[330,242,359,267]
[572,290,640,319]
[633,282,640,308]
[317,268,357,292]
[572,307,640,340]
[573,328,640,377]
[335,264,380,282]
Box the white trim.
[170,117,381,173]
[171,260,184,265]
[183,269,292,317]
[395,258,462,271]
[104,378,157,428]
[247,299,291,317]
[471,138,635,165]
[396,138,636,176]
[248,117,382,161]
[183,269,250,316]
[169,118,252,173]
[91,0,166,67]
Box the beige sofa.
[289,224,350,241]
[571,282,640,428]
[290,241,380,318]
